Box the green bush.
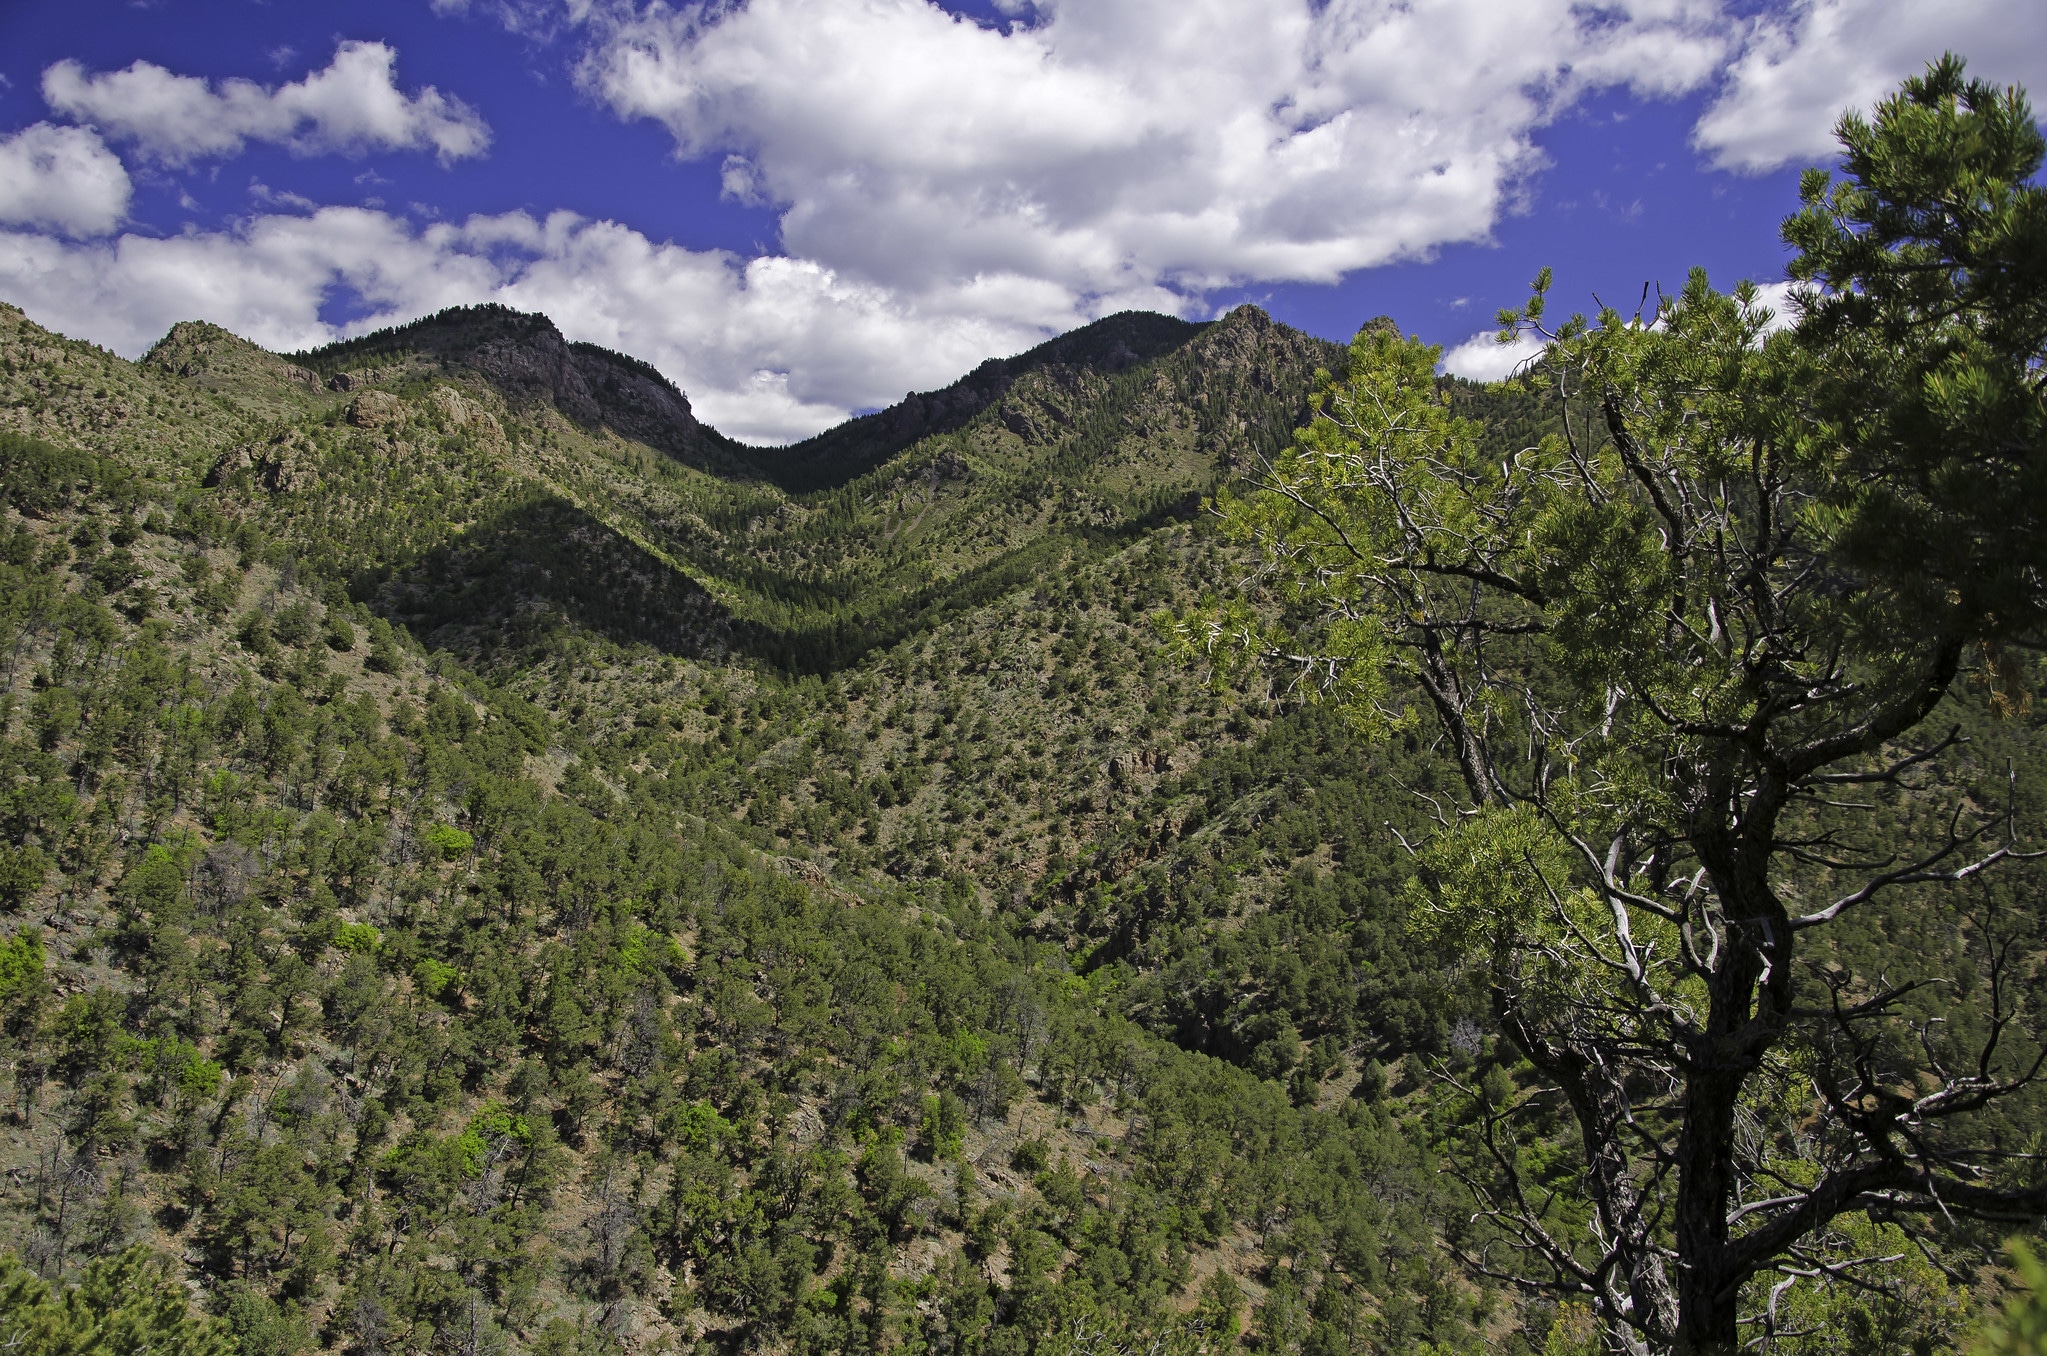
[412,958,460,1002]
[422,823,473,860]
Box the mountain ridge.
[752,310,1218,493]
[0,287,2033,1356]
[261,299,1310,486]
[127,298,1344,673]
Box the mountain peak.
[291,304,746,472]
[142,320,326,419]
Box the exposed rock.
[461,324,701,452]
[292,305,737,468]
[923,449,971,487]
[1000,403,1043,442]
[141,321,327,417]
[346,391,406,428]
[427,386,481,427]
[204,428,317,493]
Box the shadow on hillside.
[749,311,1210,496]
[358,447,1211,675]
[729,485,1209,674]
[362,495,734,666]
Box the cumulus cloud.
[581,0,1730,303]
[0,123,130,237]
[0,207,1065,443]
[1693,0,2047,172]
[1437,278,1799,381]
[42,41,491,166]
[1440,329,1546,382]
[26,0,2029,441]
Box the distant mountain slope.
[752,310,1213,494]
[285,304,760,478]
[108,300,1344,673]
[704,305,1342,669]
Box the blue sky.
[0,0,2040,442]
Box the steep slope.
[0,305,262,479]
[0,300,1484,1356]
[752,311,1212,493]
[0,294,2032,1356]
[159,302,1339,674]
[142,322,330,425]
[690,305,1341,669]
[286,305,756,478]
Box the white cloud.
[1439,279,1798,379]
[249,181,321,212]
[1440,329,1546,382]
[432,0,595,41]
[580,0,1730,303]
[42,41,491,167]
[0,123,130,237]
[1745,279,1801,336]
[0,207,1067,444]
[1693,0,2047,172]
[27,0,2026,442]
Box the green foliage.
[422,822,473,860]
[1176,63,2047,1354]
[0,1247,231,1356]
[1750,1214,1969,1356]
[0,927,45,1014]
[667,1100,731,1154]
[332,922,381,954]
[916,1090,966,1160]
[411,957,460,1002]
[1786,54,2047,648]
[0,432,111,518]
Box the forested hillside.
[0,265,2039,1356]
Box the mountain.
[0,294,2029,1356]
[150,300,1340,675]
[280,305,756,479]
[0,295,1447,1356]
[753,310,1213,494]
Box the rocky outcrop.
[141,322,328,421]
[146,322,324,393]
[204,428,318,493]
[426,386,481,428]
[291,306,734,467]
[346,391,406,428]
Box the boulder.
[346,391,405,428]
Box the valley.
[0,283,2038,1356]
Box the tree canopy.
[1180,57,2047,1356]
